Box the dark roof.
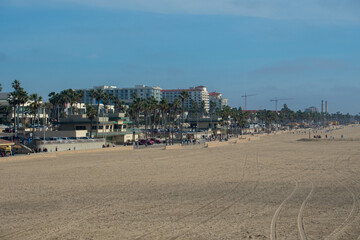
[209,92,221,96]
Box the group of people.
[35,147,48,153]
[182,139,199,145]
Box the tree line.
[1,80,359,140]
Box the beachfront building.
[186,116,222,130]
[79,85,162,105]
[161,86,210,112]
[59,113,129,134]
[209,92,228,110]
[58,113,137,143]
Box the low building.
[186,117,222,131]
[58,114,138,143]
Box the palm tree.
[7,91,19,134]
[102,93,112,114]
[148,97,158,136]
[257,110,277,133]
[18,89,28,129]
[48,92,61,124]
[29,93,43,139]
[189,100,198,131]
[86,104,97,138]
[179,91,189,143]
[9,80,23,135]
[209,101,218,132]
[0,83,2,92]
[238,107,251,135]
[89,89,106,137]
[112,96,126,113]
[59,89,83,115]
[73,90,84,114]
[170,98,181,144]
[142,99,150,137]
[58,89,71,117]
[219,106,232,139]
[159,99,169,144]
[132,97,143,129]
[12,80,21,90]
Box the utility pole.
[241,93,257,110]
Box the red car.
[139,139,154,145]
[149,138,162,144]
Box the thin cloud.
[3,0,360,23]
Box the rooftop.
[0,139,15,146]
[161,89,202,93]
[0,92,10,101]
[209,92,221,96]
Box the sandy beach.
[1,126,360,239]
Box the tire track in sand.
[345,157,360,240]
[134,153,249,240]
[270,179,299,240]
[324,157,359,240]
[297,180,314,240]
[332,156,360,240]
[168,153,261,240]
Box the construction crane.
[241,93,257,110]
[270,97,293,111]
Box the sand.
[1,125,360,240]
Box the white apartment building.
[80,85,162,105]
[161,86,210,112]
[209,92,228,110]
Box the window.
[76,126,86,130]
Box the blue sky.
[1,0,360,113]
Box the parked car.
[4,127,14,133]
[49,137,63,141]
[149,138,162,144]
[138,139,154,145]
